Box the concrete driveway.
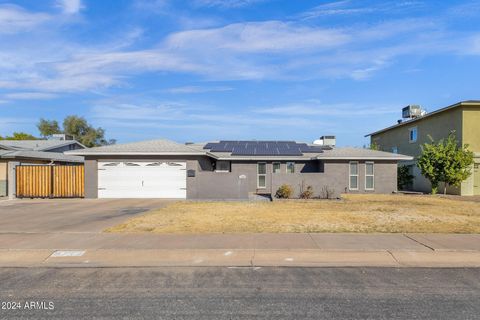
[0,199,171,233]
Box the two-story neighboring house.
[366,100,480,196]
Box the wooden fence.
[16,165,84,198]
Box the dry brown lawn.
[106,194,480,234]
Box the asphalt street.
[0,267,479,319]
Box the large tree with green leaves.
[37,115,115,147]
[37,119,62,138]
[417,133,474,194]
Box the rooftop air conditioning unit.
[313,135,336,147]
[402,105,426,119]
[49,134,74,141]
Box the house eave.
[66,151,208,156]
[214,156,317,161]
[316,156,413,161]
[365,100,480,137]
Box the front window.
[215,161,230,172]
[349,161,359,190]
[409,127,417,143]
[365,162,374,190]
[257,163,266,188]
[392,147,398,154]
[286,162,295,174]
[273,162,281,173]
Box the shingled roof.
[0,139,84,151]
[66,139,206,155]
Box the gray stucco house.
[67,137,412,199]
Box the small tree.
[369,142,380,151]
[417,133,474,194]
[0,132,38,140]
[397,165,414,190]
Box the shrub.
[397,165,414,190]
[320,186,336,199]
[275,184,293,199]
[299,185,314,199]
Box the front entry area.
[98,161,187,198]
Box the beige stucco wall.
[372,107,463,157]
[463,106,480,151]
[462,106,480,196]
[372,104,480,195]
[0,161,7,196]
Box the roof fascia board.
[316,156,413,160]
[215,157,316,161]
[65,151,207,156]
[42,140,86,151]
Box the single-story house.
[66,137,412,199]
[0,137,85,197]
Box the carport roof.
[66,139,206,156]
[0,139,84,151]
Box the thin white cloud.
[91,101,320,129]
[299,0,425,20]
[165,21,350,53]
[164,85,233,94]
[193,0,267,8]
[133,0,170,13]
[253,101,398,117]
[0,4,51,34]
[4,92,58,100]
[0,3,477,95]
[56,0,84,14]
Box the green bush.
[275,184,293,199]
[397,165,414,190]
[299,185,314,199]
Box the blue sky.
[1,0,480,146]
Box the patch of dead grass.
[105,194,480,234]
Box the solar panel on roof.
[279,149,302,156]
[208,140,316,156]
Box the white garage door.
[98,161,187,198]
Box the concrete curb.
[2,249,480,268]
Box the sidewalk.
[1,233,480,268]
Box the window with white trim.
[286,162,295,174]
[349,161,359,190]
[409,127,418,143]
[257,162,266,188]
[392,146,398,154]
[273,162,281,173]
[365,162,375,190]
[215,161,230,172]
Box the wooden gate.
[16,165,84,198]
